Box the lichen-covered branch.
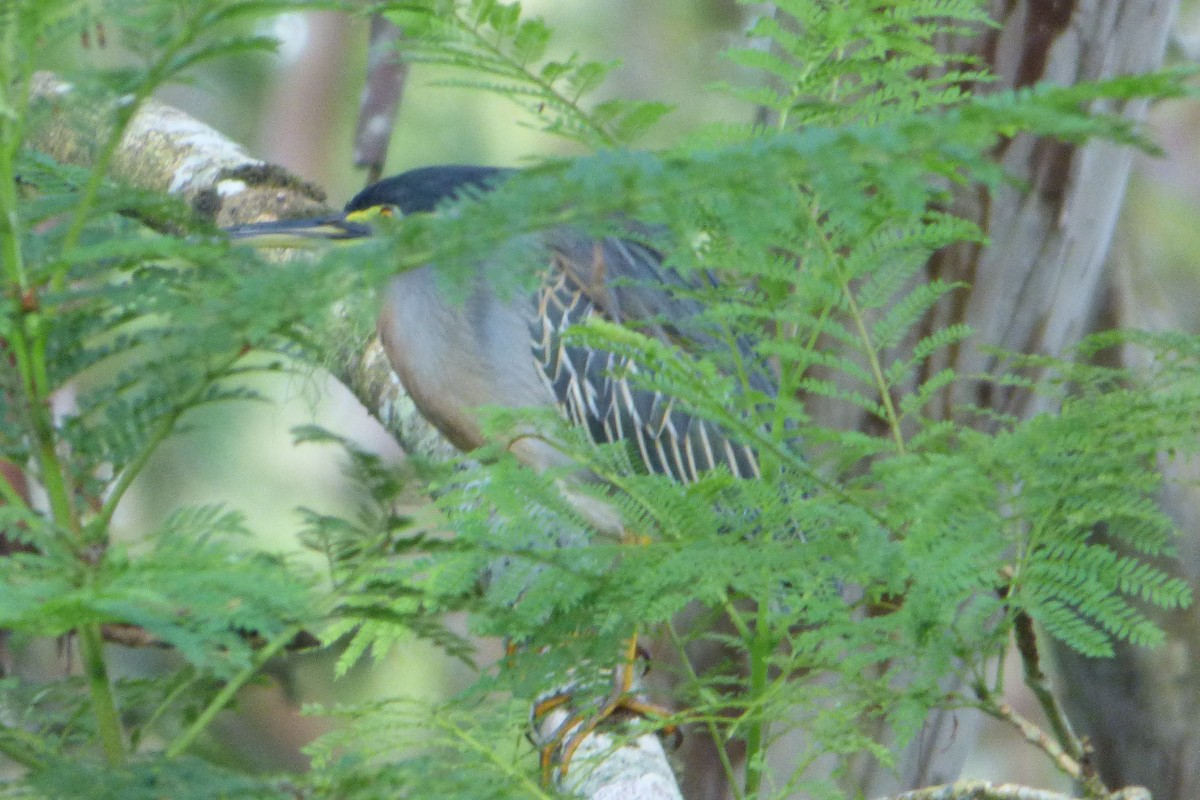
[27,71,450,464]
[880,780,1150,800]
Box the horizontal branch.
[880,780,1150,800]
[98,623,320,652]
[26,71,455,464]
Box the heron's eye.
[379,206,396,218]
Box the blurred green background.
[29,0,1200,785]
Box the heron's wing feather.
[530,231,763,482]
[544,228,718,345]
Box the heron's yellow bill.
[224,212,376,248]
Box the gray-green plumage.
[362,166,765,482]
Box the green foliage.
[2,0,1199,799]
[306,697,544,800]
[26,755,294,800]
[992,342,1198,656]
[373,0,674,147]
[0,506,310,674]
[0,0,334,792]
[717,0,994,130]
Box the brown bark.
[963,4,1191,799]
[928,0,1176,426]
[353,14,409,186]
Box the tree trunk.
[838,1,1183,797]
[1047,220,1200,800]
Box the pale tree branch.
[878,781,1150,800]
[533,699,683,800]
[27,72,450,463]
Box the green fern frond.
[721,0,992,128]
[376,0,672,147]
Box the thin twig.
[980,700,1082,781]
[164,624,301,759]
[0,720,49,770]
[353,14,408,186]
[974,687,1108,798]
[1012,610,1084,763]
[99,622,320,652]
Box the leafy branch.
[373,0,672,147]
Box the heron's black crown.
[345,165,513,215]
